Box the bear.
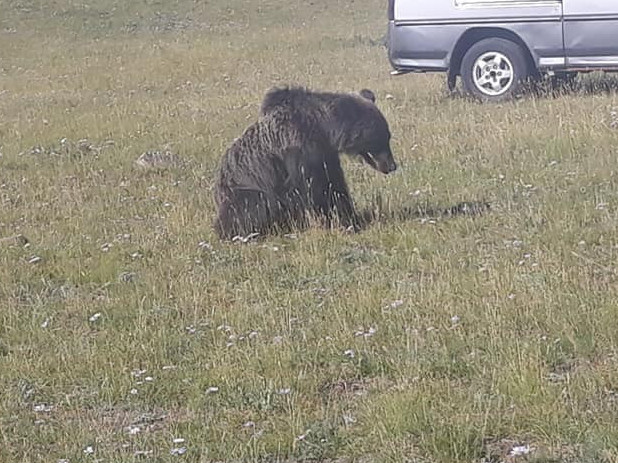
[213,86,397,240]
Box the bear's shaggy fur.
[213,86,397,239]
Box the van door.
[563,0,618,69]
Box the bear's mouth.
[359,151,396,174]
[359,151,378,170]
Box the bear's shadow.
[358,199,491,228]
[228,199,490,242]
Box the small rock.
[119,271,137,283]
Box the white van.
[388,0,618,101]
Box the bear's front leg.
[323,157,361,231]
[329,189,361,232]
[307,157,361,231]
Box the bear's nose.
[379,160,397,174]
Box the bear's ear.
[359,89,376,103]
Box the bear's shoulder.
[260,86,323,115]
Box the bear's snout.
[377,160,397,174]
[374,151,397,174]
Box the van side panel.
[389,22,463,71]
[389,22,563,71]
[389,0,564,72]
[563,0,618,69]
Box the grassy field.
[2,0,618,462]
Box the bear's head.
[330,89,397,175]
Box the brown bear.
[213,86,397,239]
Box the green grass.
[2,0,618,461]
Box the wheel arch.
[448,28,538,78]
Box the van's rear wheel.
[460,38,528,102]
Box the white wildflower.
[354,327,377,338]
[509,445,532,457]
[33,403,54,413]
[232,232,259,243]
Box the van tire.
[460,38,528,102]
